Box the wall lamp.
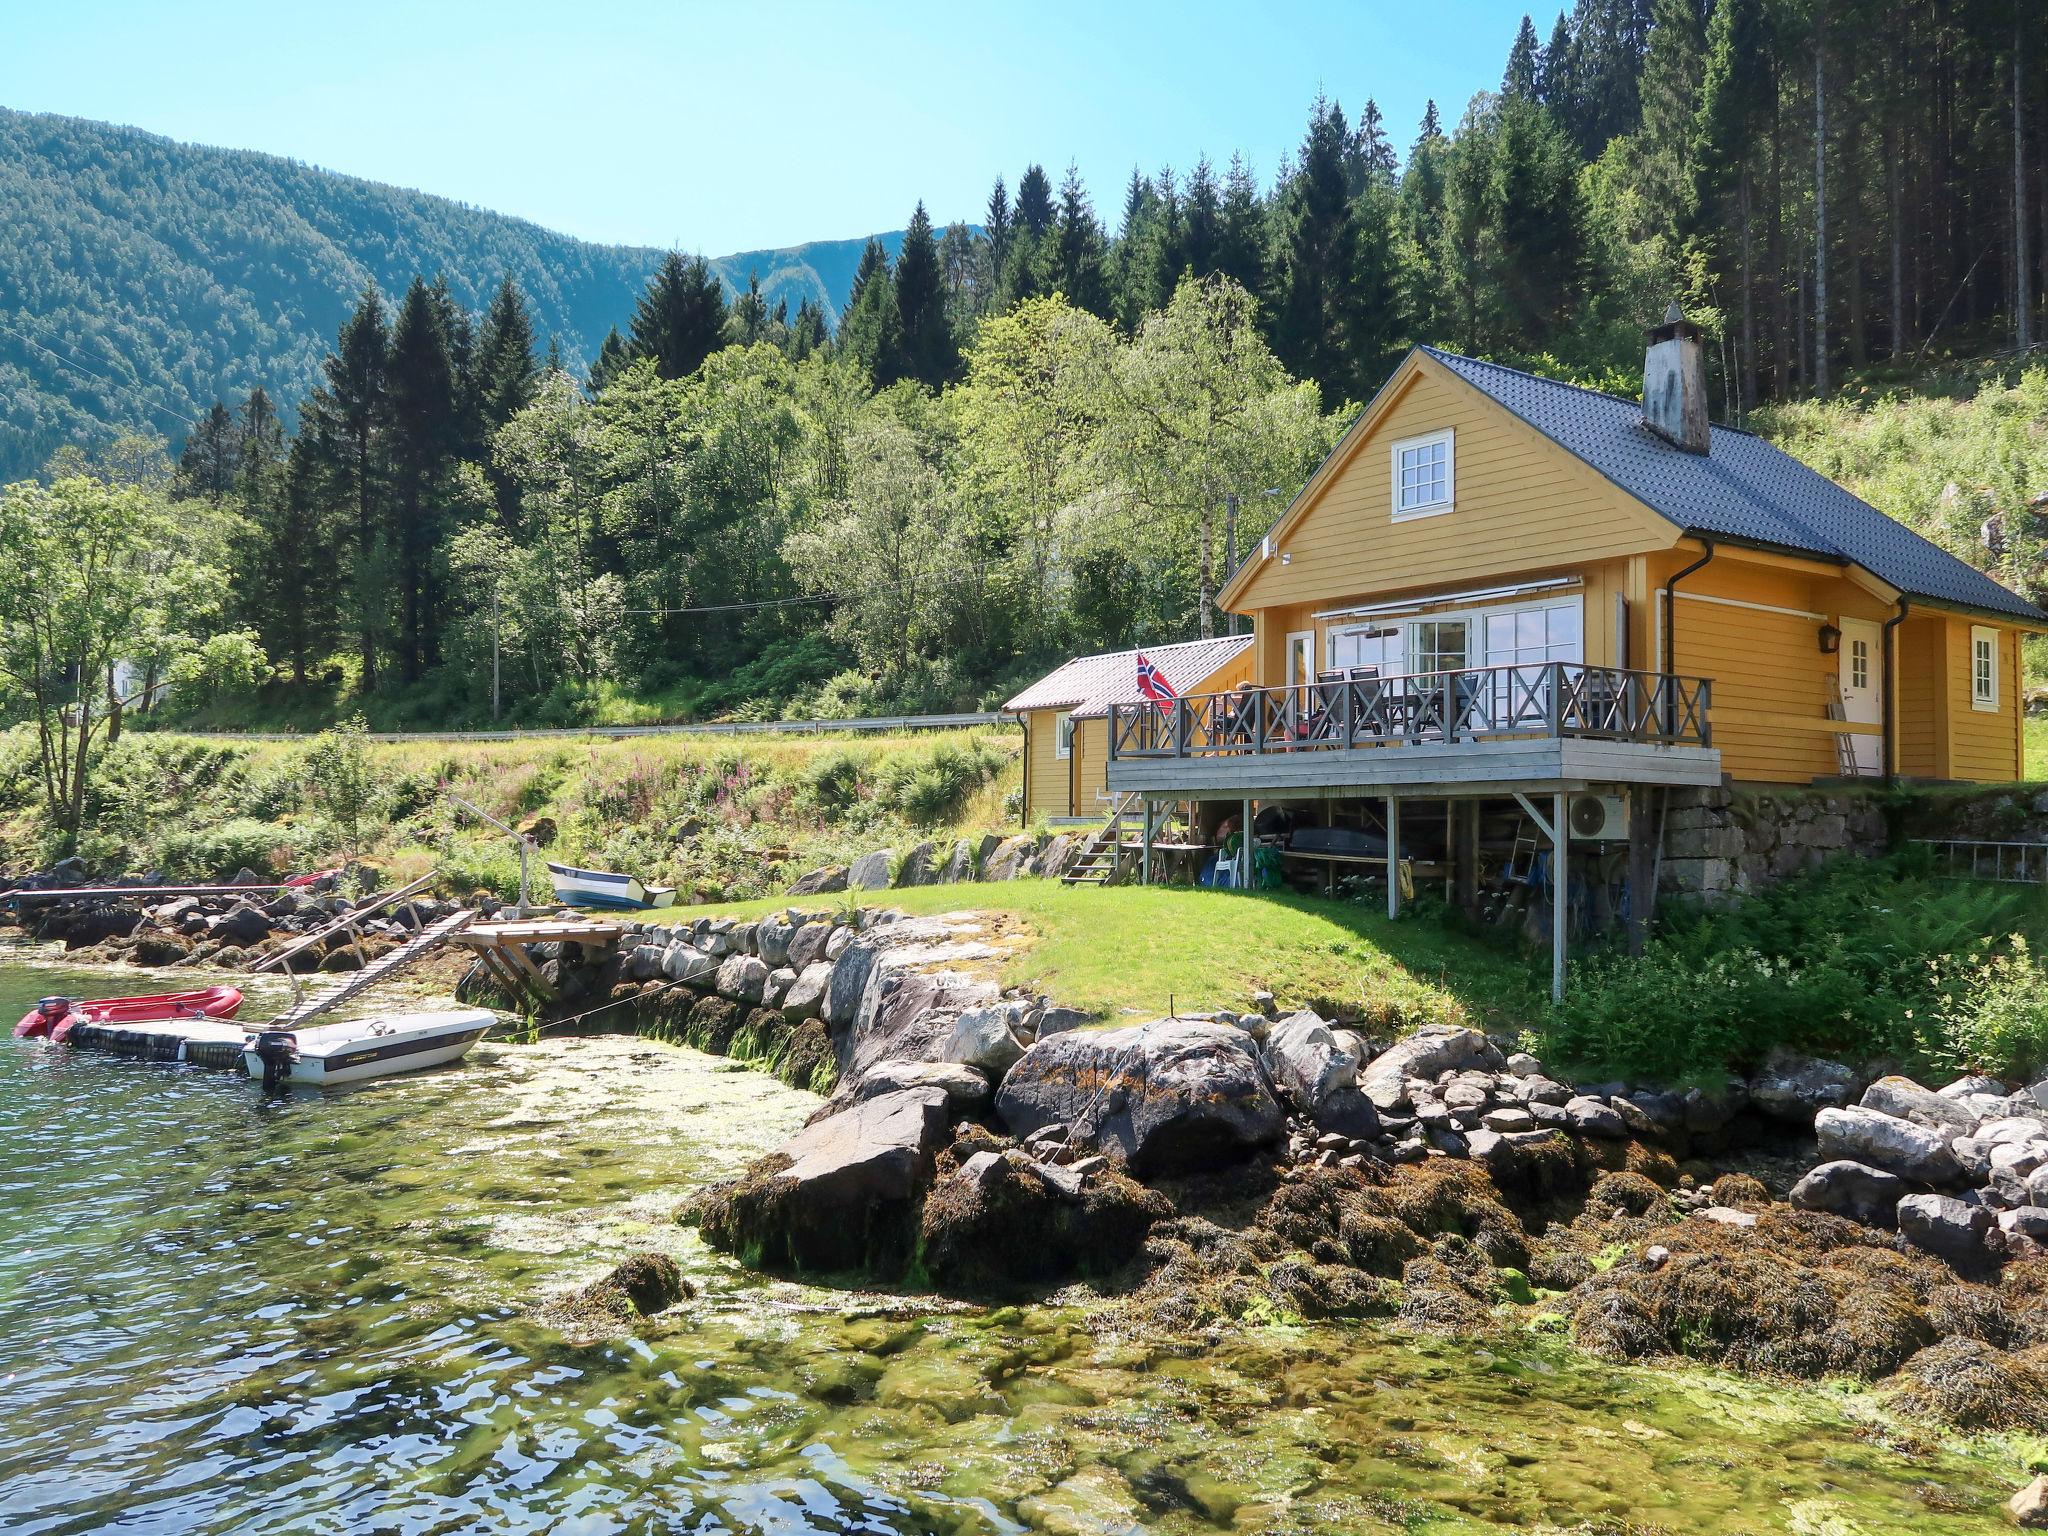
[1818,622,1842,655]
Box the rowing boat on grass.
[545,862,678,910]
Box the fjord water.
[0,965,2017,1534]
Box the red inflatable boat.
[15,986,245,1044]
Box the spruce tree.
[1015,165,1056,237]
[893,202,956,386]
[629,252,730,378]
[588,326,632,392]
[985,176,1012,281]
[789,298,828,360]
[1048,164,1112,317]
[837,238,901,381]
[475,275,540,429]
[1274,96,1367,398]
[1216,153,1267,296]
[1692,0,1776,406]
[384,276,459,681]
[1504,15,1544,98]
[1400,104,1454,342]
[304,282,389,692]
[1183,157,1223,277]
[729,270,770,346]
[1633,0,1710,242]
[176,402,237,502]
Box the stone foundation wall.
[1657,786,1888,902]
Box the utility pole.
[490,586,502,724]
[1223,493,1238,636]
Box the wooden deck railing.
[1108,662,1712,760]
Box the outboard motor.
[17,996,73,1039]
[251,1031,298,1093]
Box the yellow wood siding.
[1895,616,1942,778]
[1945,618,2024,781]
[1021,708,1068,821]
[1229,359,1673,614]
[1070,717,1110,818]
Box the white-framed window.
[1055,712,1075,758]
[1327,624,1406,675]
[1413,619,1469,674]
[1849,635,1870,691]
[1971,626,2000,712]
[1389,429,1454,521]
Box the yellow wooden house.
[1004,635,1253,822]
[1096,307,2046,994]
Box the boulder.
[995,1019,1285,1175]
[212,903,271,948]
[715,953,770,1005]
[1748,1049,1859,1126]
[939,842,977,884]
[781,961,833,1022]
[1036,1006,1090,1038]
[936,1002,1029,1080]
[789,865,848,897]
[2009,1474,2048,1529]
[894,841,938,887]
[848,1060,990,1112]
[1564,1096,1628,1138]
[1504,1051,1544,1078]
[695,1086,951,1273]
[824,925,854,961]
[847,850,893,891]
[1356,1025,1502,1112]
[662,943,714,985]
[1788,1160,1906,1225]
[1940,1073,2005,1100]
[764,967,797,1008]
[1814,1106,1963,1185]
[918,1146,1172,1290]
[1860,1075,1981,1137]
[786,920,831,970]
[624,943,665,983]
[1262,1011,1363,1118]
[755,915,797,968]
[1895,1192,1994,1265]
[983,836,1035,882]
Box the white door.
[1839,618,1882,774]
[1285,630,1314,728]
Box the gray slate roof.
[1003,634,1253,718]
[1421,346,2042,622]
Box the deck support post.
[1386,795,1402,919]
[1454,799,1481,912]
[1141,797,1154,886]
[1552,789,1568,1003]
[1240,797,1252,887]
[1626,786,1656,957]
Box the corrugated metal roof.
[1420,346,2043,622]
[1003,634,1254,718]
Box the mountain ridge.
[0,107,909,476]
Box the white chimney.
[1642,300,1709,454]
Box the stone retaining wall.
[1658,786,1888,901]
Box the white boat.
[546,861,679,910]
[242,1009,496,1088]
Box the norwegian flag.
[1134,651,1179,712]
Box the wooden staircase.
[267,908,475,1029]
[1062,794,1143,886]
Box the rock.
[1896,1192,1994,1265]
[1357,1025,1501,1112]
[1564,1096,1628,1138]
[1511,1074,1572,1106]
[936,1002,1028,1080]
[1504,1050,1544,1077]
[848,1060,990,1112]
[661,943,714,985]
[764,967,797,1008]
[824,925,854,961]
[781,961,833,1022]
[212,902,271,948]
[1698,1205,1757,1228]
[782,920,827,970]
[919,1148,1172,1291]
[695,1087,950,1273]
[575,1252,693,1319]
[938,842,976,884]
[995,1019,1285,1175]
[982,835,1035,882]
[1262,1011,1362,1117]
[1814,1106,1963,1185]
[894,841,938,887]
[789,865,848,897]
[847,849,893,891]
[1860,1075,1981,1137]
[1481,1106,1537,1132]
[2003,1207,2048,1241]
[2009,1474,2048,1528]
[623,943,664,982]
[1035,1006,1089,1037]
[1940,1074,2005,1100]
[715,953,770,1005]
[1788,1160,1907,1225]
[1748,1049,1859,1126]
[755,915,797,968]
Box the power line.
[0,317,210,439]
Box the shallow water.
[0,962,2027,1533]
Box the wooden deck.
[451,917,630,1009]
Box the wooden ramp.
[248,872,440,975]
[266,908,475,1029]
[451,917,629,1009]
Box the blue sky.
[2,0,1535,256]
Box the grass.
[689,879,1545,1032]
[2028,716,2048,781]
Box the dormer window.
[1391,429,1454,521]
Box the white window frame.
[1389,429,1454,522]
[1054,712,1075,758]
[1971,626,2000,713]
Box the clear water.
[0,962,2025,1534]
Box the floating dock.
[68,1017,251,1070]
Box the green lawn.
[2028,715,2047,781]
[678,879,1545,1034]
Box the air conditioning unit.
[1568,793,1628,842]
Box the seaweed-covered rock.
[917,1148,1171,1290]
[1892,1338,2048,1430]
[695,1086,950,1274]
[995,1019,1284,1175]
[1896,1193,1994,1265]
[546,1252,696,1336]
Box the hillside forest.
[15,0,2048,733]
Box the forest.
[21,0,2048,728]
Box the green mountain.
[0,108,903,477]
